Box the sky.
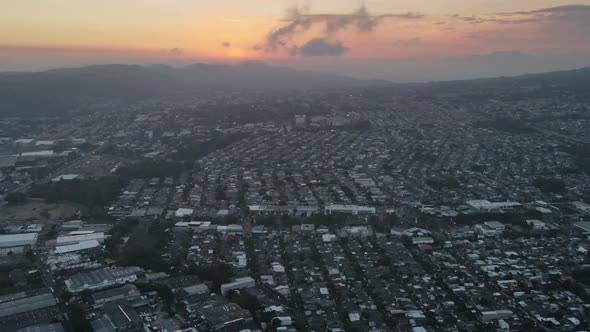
[2,1,590,80]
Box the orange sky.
[1,1,590,66]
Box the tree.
[4,192,26,205]
[532,177,566,194]
[60,291,73,303]
[229,290,261,313]
[69,302,92,332]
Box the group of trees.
[185,263,234,292]
[114,222,171,272]
[171,133,249,162]
[532,177,566,194]
[4,192,26,205]
[28,176,125,214]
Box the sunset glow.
[1,0,590,73]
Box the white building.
[0,233,38,248]
[65,266,143,293]
[324,204,376,215]
[52,174,82,182]
[54,240,101,254]
[175,208,194,218]
[484,221,505,232]
[56,232,105,246]
[19,150,54,158]
[467,200,522,212]
[174,221,211,232]
[526,219,547,230]
[220,277,256,296]
[574,201,590,214]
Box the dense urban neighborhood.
[0,68,590,332]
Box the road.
[532,127,589,145]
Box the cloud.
[450,14,477,22]
[261,5,423,52]
[167,48,183,55]
[474,5,590,25]
[497,5,590,16]
[394,37,421,46]
[221,41,231,48]
[290,38,349,57]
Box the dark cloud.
[261,5,423,52]
[450,14,477,22]
[221,41,231,48]
[290,38,349,57]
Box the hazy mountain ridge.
[0,62,589,117]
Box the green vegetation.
[0,268,26,295]
[135,282,175,314]
[29,176,124,211]
[228,290,261,313]
[572,268,590,286]
[171,133,249,162]
[532,177,566,194]
[185,263,234,292]
[115,222,172,272]
[69,302,92,332]
[4,192,26,205]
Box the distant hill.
[0,62,371,117]
[377,66,590,100]
[0,62,589,117]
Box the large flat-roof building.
[0,233,38,248]
[65,266,143,293]
[324,204,376,215]
[466,200,522,212]
[0,293,59,331]
[56,232,104,246]
[54,240,101,254]
[0,233,38,256]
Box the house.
[526,219,547,230]
[220,277,256,296]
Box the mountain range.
[0,61,589,117]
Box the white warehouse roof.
[55,240,101,254]
[0,233,38,248]
[56,232,105,245]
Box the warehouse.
[65,266,143,293]
[0,293,59,330]
[56,232,105,246]
[0,233,38,256]
[54,239,101,254]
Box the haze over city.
[2,0,590,80]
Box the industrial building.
[324,204,376,215]
[56,232,105,246]
[0,233,39,256]
[0,293,59,330]
[54,240,101,254]
[65,266,143,293]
